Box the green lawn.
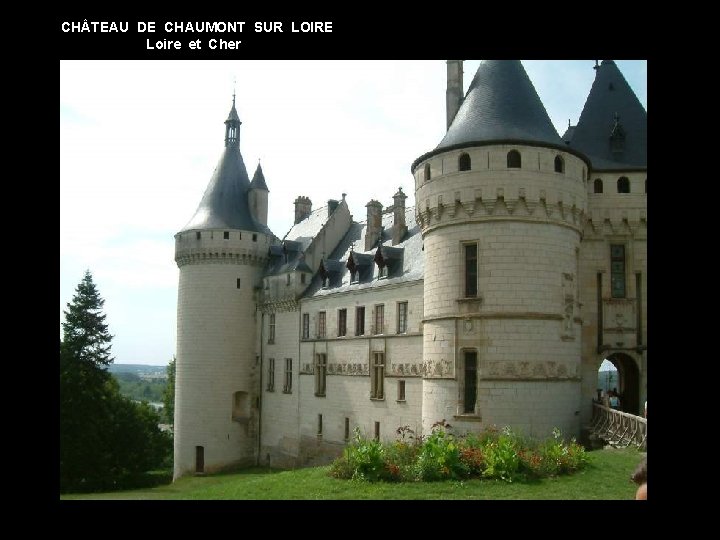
[61,447,644,500]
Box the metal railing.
[589,402,647,450]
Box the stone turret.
[414,60,590,440]
[173,97,274,480]
[249,162,269,226]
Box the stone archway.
[605,353,641,415]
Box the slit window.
[464,243,478,298]
[283,358,292,393]
[267,358,275,392]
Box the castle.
[173,60,647,478]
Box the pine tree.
[62,269,113,368]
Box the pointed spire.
[250,161,269,191]
[180,103,269,234]
[436,60,561,150]
[224,94,241,148]
[568,60,646,169]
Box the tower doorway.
[195,446,205,473]
[600,353,641,415]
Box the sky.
[60,60,647,366]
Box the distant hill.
[108,364,168,378]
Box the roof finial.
[232,77,236,107]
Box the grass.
[61,447,644,500]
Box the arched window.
[594,179,603,193]
[458,153,471,171]
[617,176,630,193]
[507,150,521,168]
[554,155,565,173]
[424,164,431,181]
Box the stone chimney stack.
[294,196,312,224]
[392,187,408,245]
[328,199,339,216]
[364,200,383,252]
[446,60,464,130]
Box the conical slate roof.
[250,162,269,191]
[568,60,647,170]
[180,103,271,234]
[436,60,562,150]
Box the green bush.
[328,423,589,484]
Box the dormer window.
[374,247,387,279]
[346,253,359,283]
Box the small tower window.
[236,278,241,289]
[252,234,258,242]
[223,231,229,240]
[554,155,565,173]
[617,176,630,194]
[196,231,201,240]
[594,179,603,194]
[424,163,431,181]
[507,150,521,168]
[458,153,471,172]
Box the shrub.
[328,423,589,484]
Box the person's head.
[631,457,647,500]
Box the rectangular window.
[610,244,626,298]
[267,358,275,392]
[268,313,276,344]
[355,306,365,336]
[464,351,477,413]
[317,414,323,435]
[223,231,229,240]
[315,353,327,396]
[374,421,380,441]
[236,278,241,289]
[196,231,201,240]
[397,301,408,334]
[371,352,385,399]
[318,311,326,338]
[465,243,478,297]
[252,234,257,242]
[302,313,310,339]
[374,304,384,335]
[338,308,347,336]
[397,380,406,401]
[286,274,291,286]
[283,358,292,393]
[344,417,350,440]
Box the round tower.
[413,60,590,439]
[174,97,273,479]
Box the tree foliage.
[162,356,176,424]
[60,270,172,493]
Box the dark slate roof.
[305,206,423,298]
[180,146,272,234]
[436,60,562,151]
[250,163,269,191]
[567,60,647,170]
[266,240,312,275]
[562,124,576,144]
[180,103,272,234]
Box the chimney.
[294,196,312,224]
[364,200,383,252]
[446,60,464,130]
[327,199,339,216]
[392,187,407,245]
